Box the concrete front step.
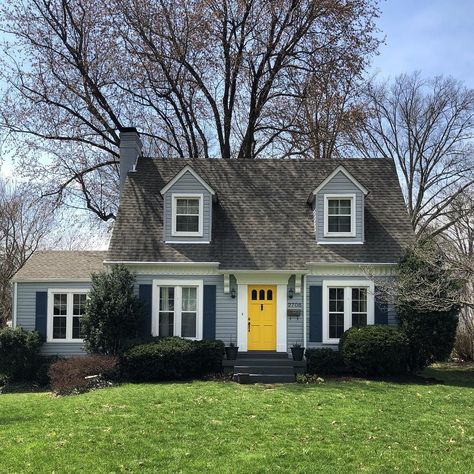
[233,373,295,384]
[235,351,289,359]
[224,358,305,367]
[234,365,295,375]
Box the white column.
[276,284,287,352]
[237,284,248,351]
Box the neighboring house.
[11,128,414,357]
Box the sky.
[372,0,474,87]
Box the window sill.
[46,340,84,344]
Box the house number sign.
[287,302,302,318]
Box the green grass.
[0,364,473,473]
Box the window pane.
[259,289,265,300]
[329,288,345,312]
[53,294,67,315]
[328,199,351,215]
[72,316,82,339]
[159,312,174,337]
[352,288,367,312]
[328,216,351,233]
[352,313,367,327]
[182,312,197,338]
[176,215,199,232]
[267,289,273,301]
[160,287,174,311]
[53,316,67,339]
[182,287,197,311]
[251,290,257,300]
[176,198,199,215]
[73,293,87,316]
[329,313,344,339]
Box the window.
[322,281,374,343]
[328,288,345,339]
[154,280,203,339]
[324,194,356,237]
[48,290,88,342]
[171,194,203,237]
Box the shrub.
[305,348,347,375]
[0,328,43,381]
[34,356,61,387]
[398,308,459,371]
[81,265,143,356]
[48,355,119,395]
[121,337,225,382]
[340,326,409,376]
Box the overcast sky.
[372,0,474,86]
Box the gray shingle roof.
[108,158,414,270]
[13,251,107,281]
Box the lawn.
[0,364,473,474]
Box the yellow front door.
[248,286,277,351]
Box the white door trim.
[237,282,288,352]
[237,284,248,351]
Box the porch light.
[288,288,294,299]
[230,288,236,299]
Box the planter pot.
[225,346,239,360]
[291,347,305,361]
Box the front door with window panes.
[327,286,368,341]
[50,291,87,341]
[158,286,198,338]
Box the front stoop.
[223,352,305,384]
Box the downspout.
[303,274,307,348]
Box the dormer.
[160,166,216,244]
[308,165,369,244]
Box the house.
[11,128,414,359]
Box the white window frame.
[323,193,356,238]
[152,279,203,340]
[47,289,89,343]
[322,280,374,344]
[171,193,204,237]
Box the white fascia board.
[160,165,216,196]
[308,165,369,203]
[104,261,220,267]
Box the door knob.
[248,319,251,332]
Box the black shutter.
[203,285,216,340]
[35,291,47,338]
[309,286,323,342]
[139,284,152,339]
[374,286,388,325]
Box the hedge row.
[121,337,225,381]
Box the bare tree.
[438,191,474,359]
[0,0,381,221]
[0,180,53,325]
[352,73,474,238]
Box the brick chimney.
[119,127,142,194]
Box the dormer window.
[324,194,356,237]
[172,194,203,237]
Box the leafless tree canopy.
[0,180,53,325]
[353,73,474,238]
[0,0,381,220]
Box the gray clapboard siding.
[287,275,304,348]
[135,274,237,343]
[314,171,364,243]
[16,281,91,356]
[163,171,212,243]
